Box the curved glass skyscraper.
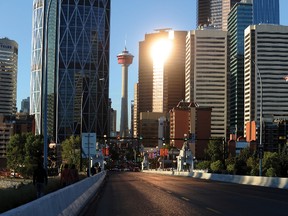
[30,0,110,143]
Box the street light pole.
[253,60,263,176]
[43,0,53,170]
[233,55,263,176]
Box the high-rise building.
[244,24,288,139]
[197,0,241,30]
[197,0,211,27]
[252,0,279,25]
[228,1,253,137]
[20,97,30,113]
[0,38,18,115]
[30,0,110,143]
[137,29,187,142]
[185,29,228,139]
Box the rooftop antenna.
[125,34,127,50]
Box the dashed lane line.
[206,207,222,215]
[181,196,190,201]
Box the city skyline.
[0,0,288,130]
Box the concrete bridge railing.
[143,169,288,189]
[2,171,106,216]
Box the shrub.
[210,160,223,173]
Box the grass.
[0,176,62,213]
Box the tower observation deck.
[117,47,134,138]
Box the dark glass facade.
[228,2,253,136]
[253,0,279,25]
[31,0,110,143]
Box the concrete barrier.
[2,171,106,216]
[143,170,288,189]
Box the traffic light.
[258,146,264,159]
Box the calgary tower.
[117,47,134,138]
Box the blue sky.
[0,0,288,130]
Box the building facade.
[169,101,212,159]
[228,1,253,137]
[30,0,110,143]
[20,97,30,113]
[252,0,279,25]
[185,29,229,139]
[244,25,288,143]
[137,29,187,144]
[197,0,241,30]
[0,38,18,115]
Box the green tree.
[262,152,280,177]
[246,156,258,176]
[61,135,81,169]
[24,133,44,176]
[6,133,44,177]
[205,138,223,162]
[234,147,253,175]
[279,146,288,177]
[6,134,26,175]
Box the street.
[81,171,288,216]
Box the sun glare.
[151,39,173,65]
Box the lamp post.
[252,60,263,176]
[43,0,53,170]
[233,55,263,176]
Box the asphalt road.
[81,171,288,216]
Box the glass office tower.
[253,0,279,25]
[228,2,253,136]
[197,0,241,30]
[30,0,110,143]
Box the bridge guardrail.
[143,169,288,189]
[2,171,106,216]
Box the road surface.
[81,171,288,216]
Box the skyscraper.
[197,0,211,27]
[138,29,186,114]
[21,97,30,113]
[253,0,279,25]
[197,0,241,30]
[228,0,280,137]
[228,1,253,136]
[30,0,110,143]
[185,29,228,139]
[0,38,18,115]
[244,25,288,137]
[137,29,187,142]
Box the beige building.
[244,24,288,137]
[185,29,229,139]
[0,38,18,115]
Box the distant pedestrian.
[87,165,96,176]
[33,161,48,198]
[60,164,71,187]
[69,164,79,183]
